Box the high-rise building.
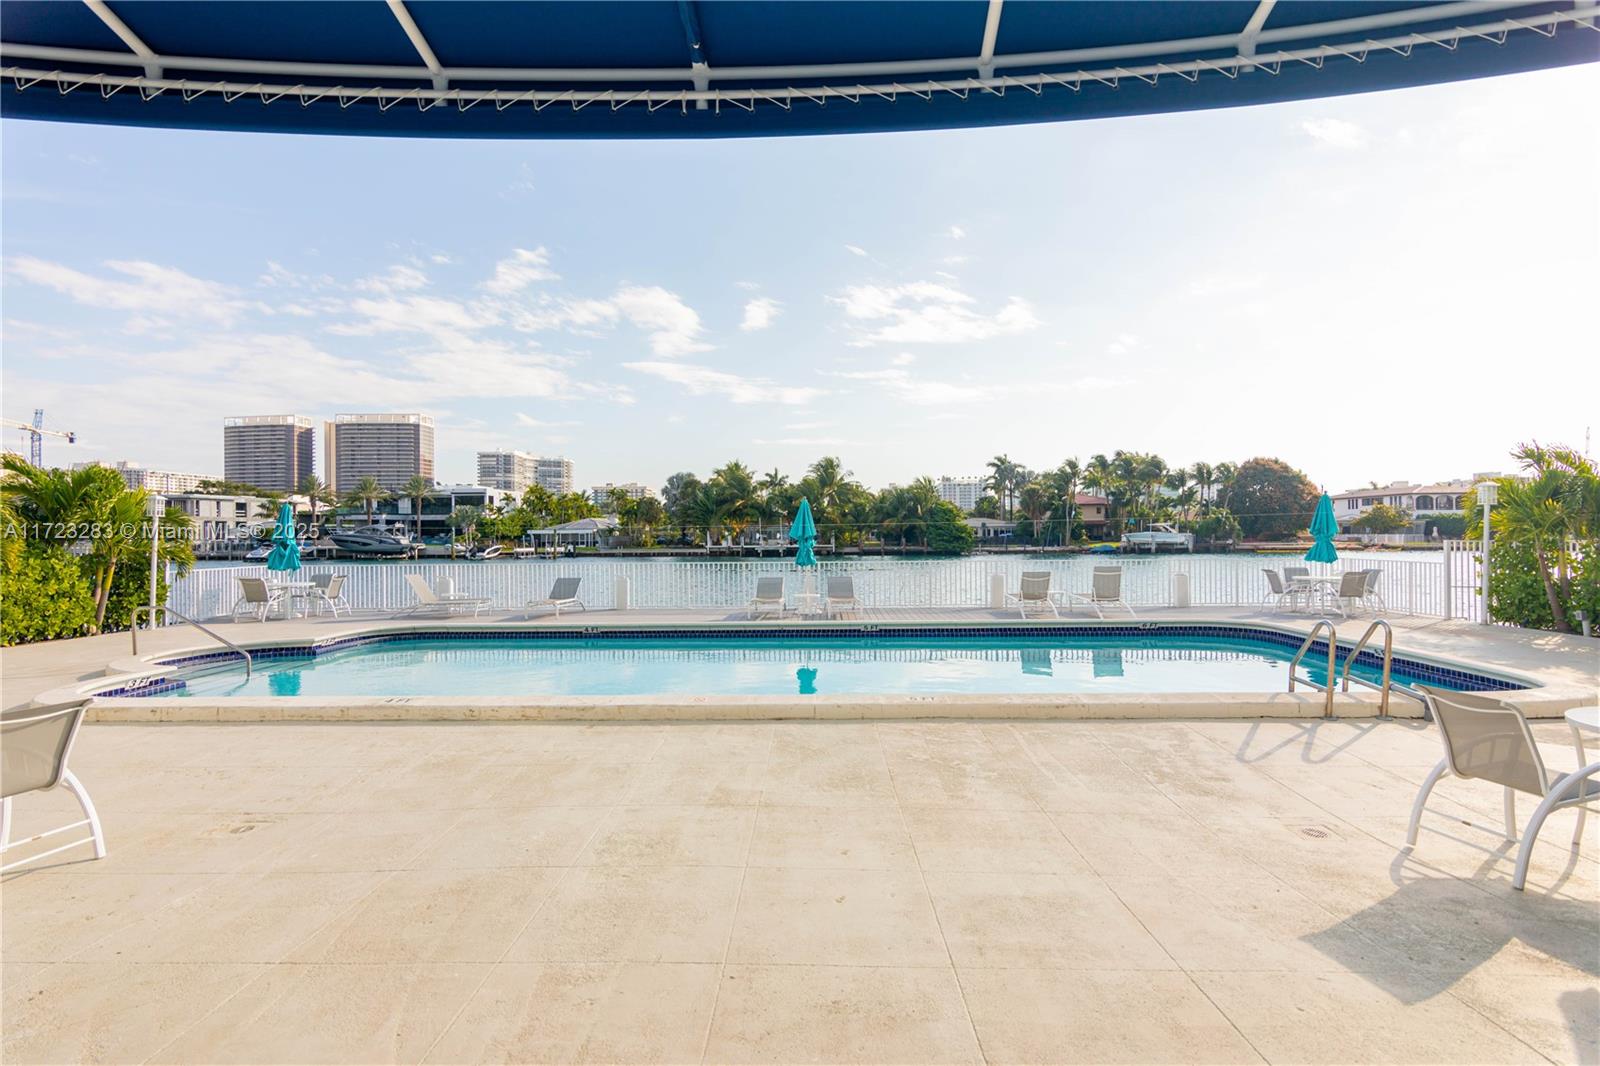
[533,456,574,494]
[223,415,316,492]
[324,413,434,494]
[936,475,986,512]
[590,482,655,508]
[477,450,539,494]
[72,460,209,495]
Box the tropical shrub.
[1421,513,1467,538]
[1349,503,1411,533]
[1,544,94,645]
[1468,443,1599,634]
[1193,509,1242,546]
[924,502,976,554]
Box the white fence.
[167,551,1455,621]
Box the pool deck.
[2,716,1596,1063]
[3,605,1595,719]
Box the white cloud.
[833,280,1040,345]
[625,361,824,405]
[1106,333,1140,357]
[740,296,781,332]
[1297,118,1369,150]
[429,253,454,265]
[891,352,916,366]
[355,263,428,294]
[7,256,251,329]
[829,363,1131,407]
[330,295,497,340]
[483,247,560,294]
[753,436,853,446]
[498,285,707,356]
[784,420,834,431]
[844,244,868,257]
[514,413,581,428]
[610,285,709,357]
[948,225,966,239]
[734,280,761,291]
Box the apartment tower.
[223,415,316,492]
[324,413,435,494]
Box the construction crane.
[2,409,77,466]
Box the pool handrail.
[1340,618,1401,718]
[1287,619,1339,718]
[130,605,253,680]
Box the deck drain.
[1299,826,1331,839]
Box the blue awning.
[1,1,1594,138]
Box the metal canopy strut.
[0,0,1593,135]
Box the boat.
[466,544,503,560]
[328,524,415,557]
[417,535,457,558]
[1119,523,1195,553]
[243,544,272,562]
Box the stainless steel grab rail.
[129,606,253,679]
[1340,619,1394,718]
[1287,619,1338,718]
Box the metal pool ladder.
[129,605,253,679]
[1287,620,1339,718]
[1339,619,1396,719]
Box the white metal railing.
[164,552,1453,622]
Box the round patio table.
[267,580,316,620]
[1566,705,1600,765]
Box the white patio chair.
[308,574,351,617]
[1,700,107,873]
[1068,567,1135,619]
[397,573,491,617]
[1406,687,1597,886]
[1330,570,1369,619]
[1006,571,1058,619]
[1360,569,1387,613]
[1261,569,1302,613]
[748,576,786,619]
[526,576,584,618]
[825,575,861,618]
[232,576,284,622]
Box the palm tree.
[343,475,391,527]
[986,454,1020,519]
[298,474,336,536]
[1213,462,1239,512]
[1048,459,1081,545]
[1188,462,1215,513]
[2,457,193,631]
[1016,480,1052,542]
[399,475,432,538]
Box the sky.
[2,62,1596,496]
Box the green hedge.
[1488,537,1600,632]
[1,545,95,645]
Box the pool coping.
[39,616,1552,723]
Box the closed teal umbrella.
[266,501,302,574]
[1304,492,1339,564]
[789,498,818,568]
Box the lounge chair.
[825,575,861,618]
[748,576,786,619]
[1406,687,1597,891]
[526,576,584,618]
[232,576,284,622]
[1068,567,1135,618]
[308,574,351,617]
[398,573,491,617]
[1006,571,1058,619]
[1,699,107,874]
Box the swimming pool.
[113,626,1516,699]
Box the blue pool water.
[151,630,1500,699]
